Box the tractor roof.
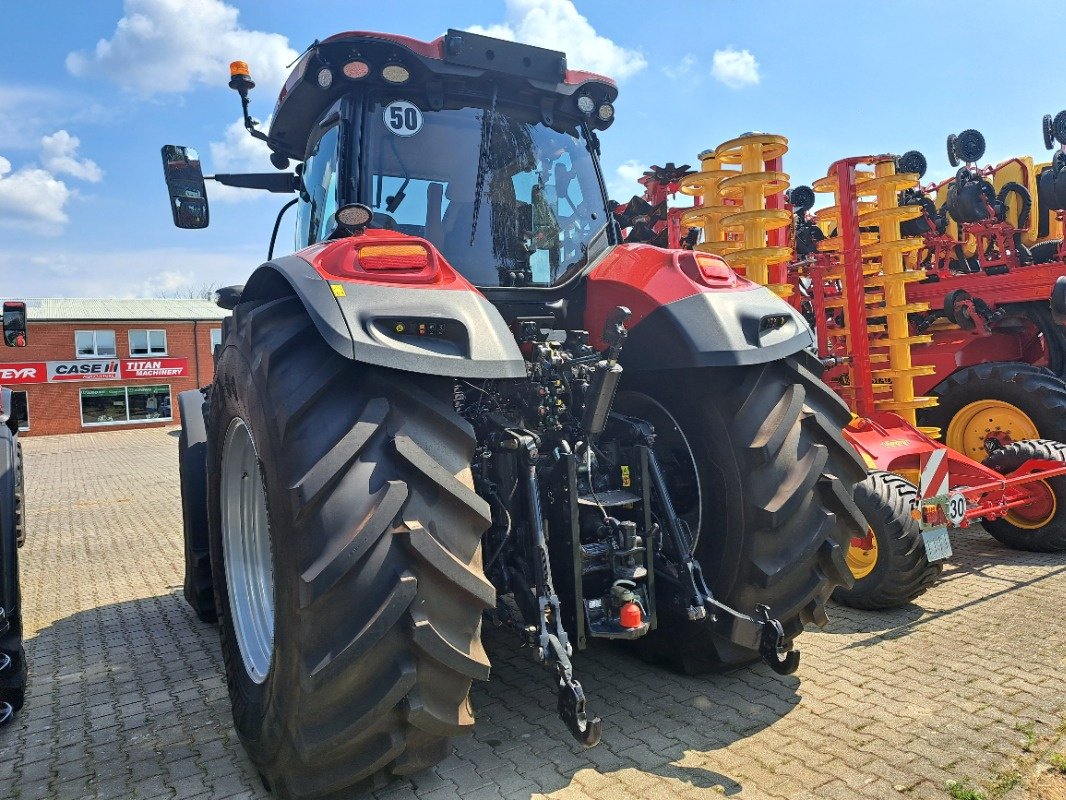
[267,29,619,160]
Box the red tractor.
[162,30,867,798]
[0,301,29,725]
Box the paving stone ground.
[2,427,1064,800]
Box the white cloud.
[711,48,760,89]
[0,131,104,233]
[663,54,697,81]
[40,130,103,182]
[207,117,276,202]
[469,0,646,80]
[607,159,646,200]
[66,0,297,95]
[0,155,74,233]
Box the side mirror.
[161,145,210,229]
[3,301,27,347]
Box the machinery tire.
[1030,239,1062,264]
[0,425,26,713]
[178,389,216,624]
[831,472,941,610]
[983,439,1066,552]
[618,351,867,673]
[207,294,492,799]
[921,363,1066,463]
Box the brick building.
[0,298,228,436]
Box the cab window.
[296,124,341,248]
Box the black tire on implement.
[983,439,1066,552]
[920,363,1066,462]
[207,295,493,799]
[831,471,942,610]
[617,352,867,673]
[0,424,26,713]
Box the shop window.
[80,385,172,427]
[9,391,28,431]
[75,330,117,358]
[129,329,168,356]
[210,328,222,350]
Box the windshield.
[362,98,609,287]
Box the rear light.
[358,244,429,271]
[597,103,614,122]
[576,95,595,114]
[343,60,370,79]
[382,64,410,84]
[316,67,333,89]
[674,251,738,288]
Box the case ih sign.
[0,358,189,384]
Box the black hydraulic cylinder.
[581,360,622,435]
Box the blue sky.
[1,0,1063,297]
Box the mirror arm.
[208,173,298,193]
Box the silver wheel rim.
[221,417,275,684]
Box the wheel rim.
[221,417,275,684]
[846,528,879,580]
[1005,479,1057,529]
[613,392,702,550]
[945,400,1039,462]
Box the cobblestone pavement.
[2,427,1064,800]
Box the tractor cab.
[166,30,619,292]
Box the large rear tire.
[983,439,1066,552]
[617,352,867,673]
[922,363,1066,463]
[832,472,942,610]
[207,295,493,799]
[0,425,26,715]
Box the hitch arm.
[643,440,800,675]
[516,434,602,746]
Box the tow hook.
[756,604,801,675]
[548,634,602,746]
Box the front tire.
[617,352,867,673]
[207,295,493,799]
[832,472,942,610]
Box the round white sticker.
[946,491,967,526]
[383,100,423,137]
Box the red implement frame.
[823,156,1066,530]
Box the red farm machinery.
[614,128,1066,610]
[160,29,872,798]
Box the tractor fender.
[0,424,18,617]
[585,245,814,370]
[242,254,527,379]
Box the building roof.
[24,298,230,322]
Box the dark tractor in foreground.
[0,301,29,725]
[166,29,867,798]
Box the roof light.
[382,64,410,84]
[317,67,333,89]
[335,203,372,232]
[343,60,370,79]
[576,95,595,114]
[597,103,614,122]
[228,60,255,91]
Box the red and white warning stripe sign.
[919,447,950,499]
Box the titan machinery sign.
[0,358,189,385]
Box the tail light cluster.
[312,232,463,287]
